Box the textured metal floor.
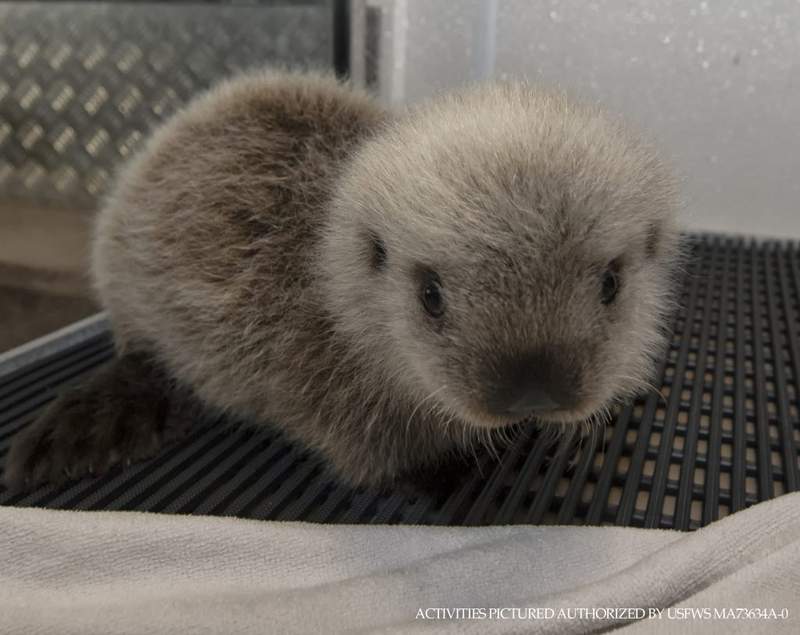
[1,234,799,529]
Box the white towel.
[1,493,798,634]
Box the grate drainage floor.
[1,234,798,529]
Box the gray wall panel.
[352,0,800,238]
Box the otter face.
[322,83,681,430]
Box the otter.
[3,71,681,492]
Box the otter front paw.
[2,353,196,492]
[3,390,162,491]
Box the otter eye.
[601,265,620,305]
[421,274,445,318]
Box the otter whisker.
[404,384,448,444]
[614,373,667,408]
[482,428,502,464]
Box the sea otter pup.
[4,71,681,491]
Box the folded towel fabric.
[1,492,798,634]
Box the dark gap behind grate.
[1,234,799,529]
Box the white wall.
[352,0,800,239]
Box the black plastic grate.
[1,234,799,529]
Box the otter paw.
[2,353,197,492]
[3,388,161,492]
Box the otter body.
[5,72,681,491]
[92,73,437,486]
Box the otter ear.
[365,231,387,271]
[645,222,662,258]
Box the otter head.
[320,83,681,430]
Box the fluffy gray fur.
[19,71,683,489]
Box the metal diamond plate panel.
[0,2,334,208]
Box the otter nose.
[484,350,578,417]
[503,384,560,416]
